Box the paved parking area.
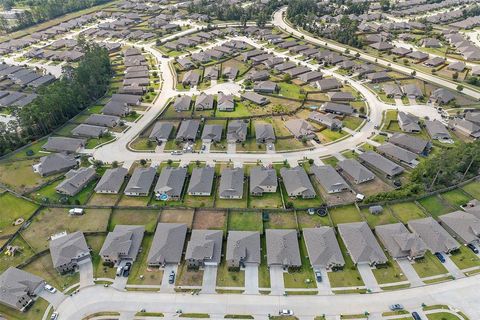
[444,255,465,279]
[397,258,424,287]
[357,264,381,292]
[78,259,94,288]
[160,264,178,293]
[201,265,217,294]
[244,264,259,294]
[269,265,285,295]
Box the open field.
[0,193,39,236]
[0,159,54,193]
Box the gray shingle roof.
[280,167,316,198]
[389,133,430,154]
[337,222,387,265]
[0,267,44,311]
[49,231,90,269]
[377,142,418,167]
[95,167,128,194]
[219,168,244,199]
[311,165,350,194]
[438,211,480,244]
[71,124,107,138]
[43,137,85,153]
[337,159,375,184]
[100,225,145,262]
[56,167,96,196]
[424,120,450,140]
[147,223,187,265]
[359,151,404,177]
[149,122,173,141]
[227,120,247,142]
[154,166,187,199]
[124,167,156,195]
[303,227,345,269]
[408,217,460,253]
[226,231,261,267]
[188,166,214,195]
[375,223,427,259]
[266,229,301,267]
[176,120,200,141]
[255,123,275,143]
[321,102,355,115]
[85,114,120,127]
[185,230,223,264]
[201,124,223,142]
[35,153,77,177]
[250,166,278,195]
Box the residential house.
[176,120,200,141]
[337,159,375,184]
[217,93,234,111]
[425,119,451,141]
[321,102,355,115]
[201,124,223,142]
[266,229,301,269]
[100,225,145,264]
[185,230,223,268]
[241,92,270,106]
[255,123,275,143]
[124,167,156,196]
[285,119,316,140]
[187,166,215,196]
[85,114,120,128]
[71,124,108,138]
[173,95,192,112]
[359,151,404,178]
[439,211,480,245]
[147,223,188,267]
[311,165,350,194]
[250,166,278,196]
[227,120,248,142]
[0,267,44,312]
[253,81,278,94]
[226,231,261,269]
[219,168,244,199]
[375,223,427,259]
[303,227,345,270]
[49,231,90,274]
[337,222,387,266]
[280,167,316,199]
[408,217,460,253]
[389,133,430,155]
[95,167,128,194]
[377,142,419,168]
[56,167,96,196]
[194,93,214,110]
[33,153,77,177]
[149,122,173,142]
[42,137,85,153]
[308,112,342,131]
[154,166,187,200]
[398,111,421,133]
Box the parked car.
[412,311,422,320]
[44,284,57,294]
[315,271,322,282]
[467,243,479,254]
[279,310,294,316]
[116,266,124,276]
[123,262,132,277]
[50,312,59,320]
[169,270,175,284]
[435,252,446,263]
[389,304,404,311]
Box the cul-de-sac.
[1,0,480,319]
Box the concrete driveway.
[269,265,285,295]
[160,264,178,293]
[315,268,332,294]
[112,275,128,290]
[227,142,236,154]
[397,259,424,287]
[357,264,381,292]
[39,289,65,309]
[78,259,94,288]
[201,265,217,294]
[444,255,465,279]
[244,264,259,294]
[266,143,275,154]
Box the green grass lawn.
[361,208,398,228]
[389,202,426,223]
[342,116,364,131]
[0,296,49,320]
[29,178,96,205]
[249,191,283,209]
[449,246,480,270]
[329,205,363,226]
[0,193,39,236]
[276,82,306,100]
[183,193,215,208]
[372,257,407,285]
[462,181,480,199]
[297,210,331,228]
[0,235,35,273]
[412,252,448,278]
[283,238,316,289]
[216,261,245,288]
[87,234,116,280]
[281,183,323,209]
[259,237,270,288]
[0,159,57,193]
[228,211,263,233]
[426,312,461,320]
[109,209,159,233]
[127,235,164,285]
[440,189,473,208]
[418,195,455,218]
[264,212,297,229]
[86,135,115,149]
[321,157,339,167]
[328,236,364,288]
[21,207,111,252]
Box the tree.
[457,84,464,91]
[140,159,147,166]
[380,0,390,12]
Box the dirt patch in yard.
[160,208,195,229]
[192,209,226,230]
[350,178,393,196]
[176,262,204,287]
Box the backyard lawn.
[328,236,364,288]
[361,208,398,228]
[249,191,284,209]
[329,205,363,226]
[418,195,455,218]
[264,212,297,229]
[388,202,426,223]
[462,181,480,199]
[0,235,35,273]
[0,159,54,193]
[109,209,159,233]
[440,189,473,208]
[228,211,263,233]
[0,193,39,236]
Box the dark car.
[393,180,402,187]
[123,262,132,277]
[168,271,175,284]
[314,271,322,282]
[467,243,479,254]
[412,311,422,320]
[435,252,446,263]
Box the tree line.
[0,43,112,156]
[0,0,111,32]
[366,141,480,203]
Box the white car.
[44,284,57,293]
[279,309,294,316]
[50,312,59,320]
